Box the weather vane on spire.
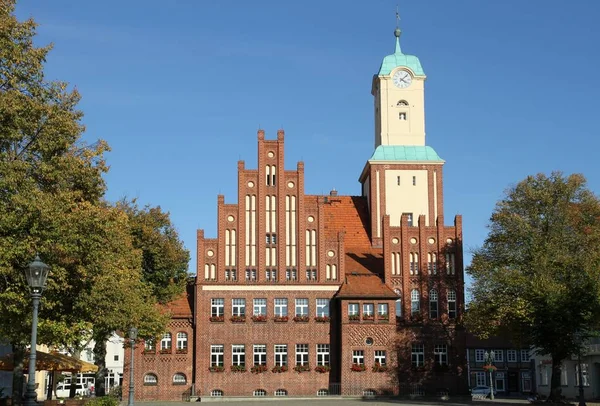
[394,4,402,39]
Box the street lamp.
[484,350,496,400]
[575,331,586,406]
[127,327,138,406]
[23,255,50,406]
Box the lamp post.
[23,255,50,406]
[484,350,495,400]
[574,330,586,406]
[127,327,138,406]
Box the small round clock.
[393,70,412,88]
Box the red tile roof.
[164,283,194,318]
[322,196,372,248]
[337,273,398,299]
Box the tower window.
[412,176,416,186]
[397,100,409,106]
[399,112,407,120]
[397,176,400,186]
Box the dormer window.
[397,100,409,106]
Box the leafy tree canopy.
[466,172,600,400]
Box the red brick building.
[125,24,468,400]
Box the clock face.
[393,70,412,88]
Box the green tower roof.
[369,145,444,162]
[377,30,425,77]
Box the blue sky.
[15,1,600,289]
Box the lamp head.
[25,255,50,294]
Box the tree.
[466,172,600,401]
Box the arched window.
[275,389,288,396]
[429,289,438,319]
[143,373,157,386]
[172,373,187,385]
[448,289,457,319]
[411,289,420,315]
[144,340,155,352]
[399,112,407,120]
[394,289,402,318]
[176,332,187,352]
[253,389,266,397]
[363,389,377,397]
[160,332,172,352]
[211,389,223,397]
[397,100,409,106]
[317,389,329,396]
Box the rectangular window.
[295,298,309,316]
[317,344,330,366]
[403,213,413,227]
[448,289,457,319]
[232,345,245,367]
[411,344,424,367]
[476,372,486,387]
[507,350,517,362]
[540,365,549,385]
[397,176,401,186]
[274,298,288,316]
[434,344,448,365]
[114,355,119,361]
[494,350,504,362]
[520,349,530,362]
[211,298,224,317]
[274,345,288,366]
[375,350,386,366]
[352,350,364,365]
[495,372,505,392]
[363,303,374,320]
[232,298,245,317]
[348,303,359,320]
[377,303,389,319]
[253,345,266,366]
[296,344,309,366]
[560,364,568,386]
[575,364,589,387]
[316,299,330,317]
[412,176,416,186]
[475,349,485,362]
[210,345,224,367]
[286,269,298,281]
[253,298,266,316]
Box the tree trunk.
[11,344,25,406]
[548,355,563,401]
[69,349,81,398]
[93,332,109,397]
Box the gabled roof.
[337,272,398,299]
[322,196,371,248]
[164,282,194,318]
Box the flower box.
[293,315,309,322]
[348,315,360,321]
[230,315,246,323]
[483,365,497,372]
[351,363,367,372]
[159,349,172,354]
[293,364,311,373]
[250,364,268,374]
[372,362,388,372]
[208,366,224,373]
[230,365,247,373]
[314,316,330,323]
[273,316,289,322]
[209,316,224,322]
[271,365,288,373]
[362,315,374,321]
[143,350,156,355]
[314,365,331,373]
[175,348,188,354]
[378,314,389,321]
[251,315,267,322]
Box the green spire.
[377,17,425,76]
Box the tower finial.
[394,5,402,53]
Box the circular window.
[410,237,417,245]
[267,151,275,158]
[428,237,435,245]
[207,250,214,257]
[365,337,374,346]
[327,250,335,258]
[227,215,235,222]
[307,216,315,223]
[446,238,453,244]
[392,237,399,244]
[287,181,295,188]
[247,181,255,188]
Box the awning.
[0,350,98,372]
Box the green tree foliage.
[466,172,600,401]
[0,1,182,401]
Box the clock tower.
[372,27,426,147]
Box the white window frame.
[275,389,287,397]
[317,344,330,366]
[210,345,224,367]
[316,299,329,317]
[475,349,485,362]
[210,389,223,397]
[296,344,309,366]
[253,389,266,397]
[507,350,517,362]
[520,349,530,362]
[411,344,424,367]
[377,303,388,318]
[232,298,245,316]
[434,344,447,365]
[253,344,266,366]
[173,373,186,384]
[253,298,267,316]
[494,349,504,362]
[495,372,505,392]
[411,289,420,315]
[144,374,157,385]
[375,350,386,366]
[176,332,187,350]
[352,350,364,365]
[348,303,359,316]
[232,345,245,366]
[429,289,438,319]
[274,344,288,366]
[160,333,172,350]
[295,298,309,316]
[363,303,374,316]
[211,298,224,317]
[476,371,486,386]
[575,364,589,387]
[274,298,288,317]
[448,290,457,319]
[560,364,568,386]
